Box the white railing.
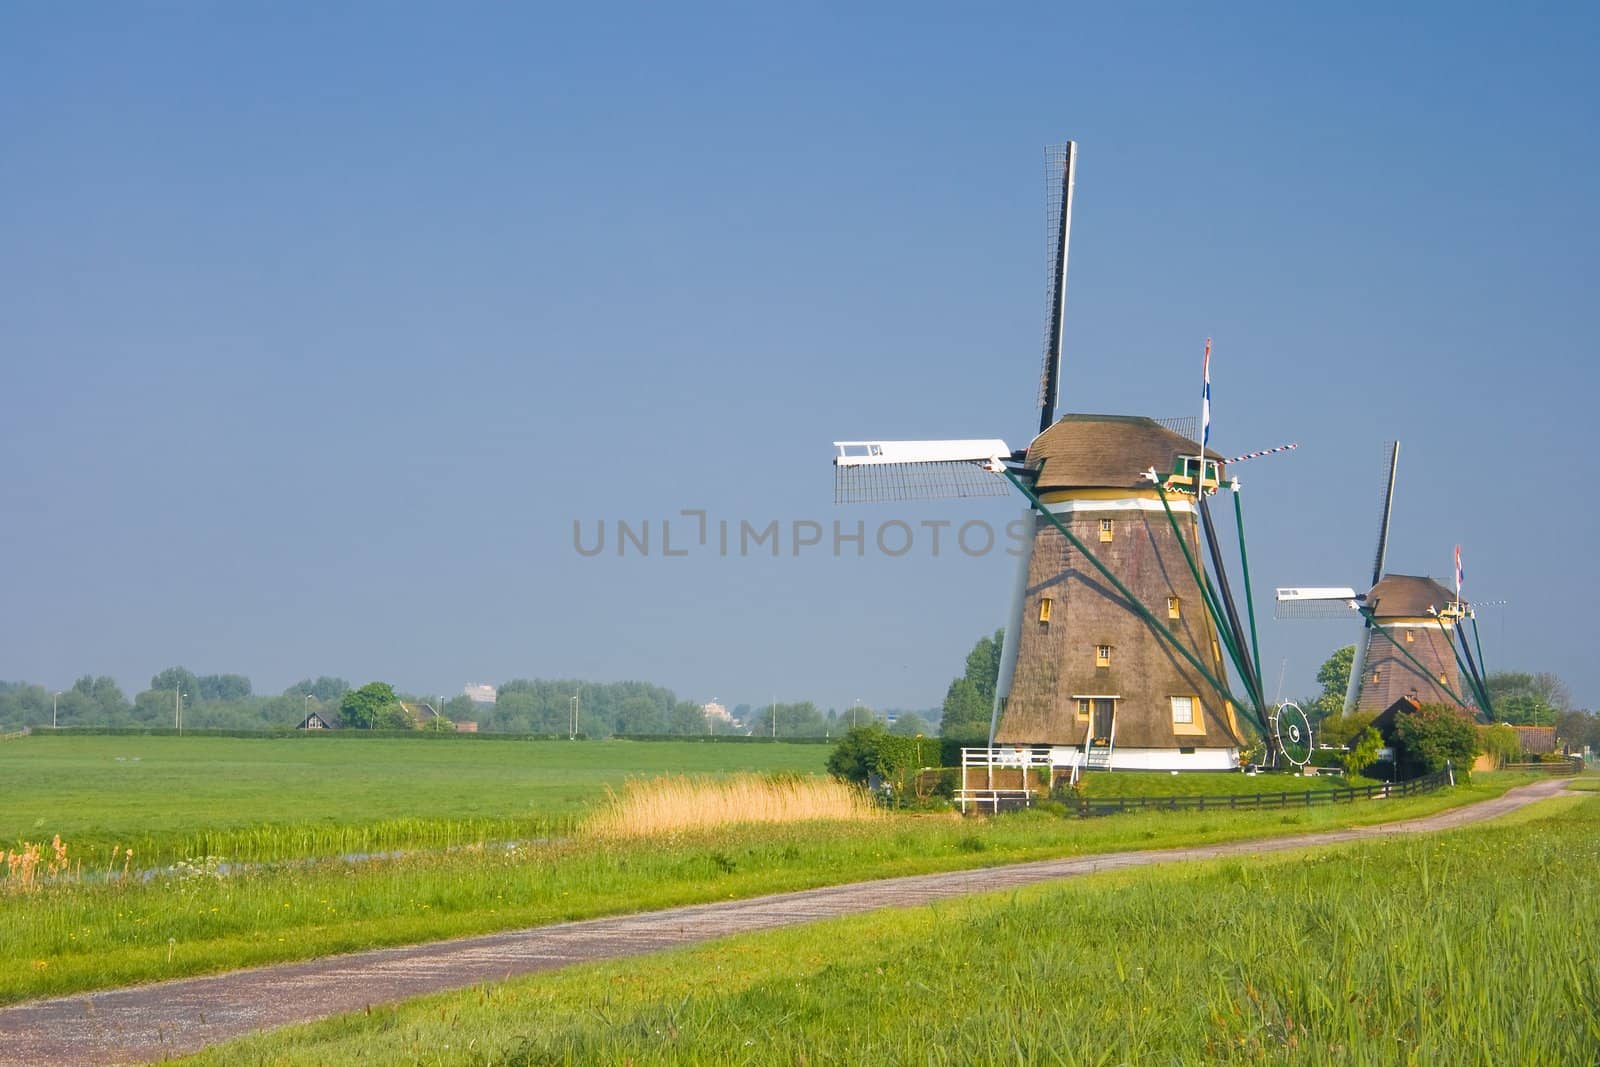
[957,747,1065,813]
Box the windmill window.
[1167,596,1181,619]
[1405,630,1415,643]
[1372,671,1381,684]
[1095,645,1112,668]
[1039,597,1052,624]
[1076,698,1091,719]
[1170,695,1195,725]
[1099,519,1114,542]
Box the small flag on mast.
[1201,338,1212,449]
[1454,544,1464,602]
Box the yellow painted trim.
[1036,487,1167,504]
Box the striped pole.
[1224,443,1298,465]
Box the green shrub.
[1344,727,1384,776]
[1394,703,1481,776]
[1481,724,1521,767]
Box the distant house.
[399,701,447,727]
[463,683,497,705]
[400,701,477,733]
[1511,725,1557,755]
[296,710,340,730]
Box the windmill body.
[1276,442,1489,721]
[1351,574,1466,714]
[833,141,1278,795]
[994,415,1246,770]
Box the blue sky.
[2,4,1596,712]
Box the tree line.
[0,670,934,739]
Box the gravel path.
[0,776,1572,1065]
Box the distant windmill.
[832,143,1290,777]
[1274,443,1494,719]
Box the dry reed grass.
[584,773,882,838]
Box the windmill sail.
[1037,142,1077,435]
[1344,441,1401,713]
[832,440,1013,503]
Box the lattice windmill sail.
[1275,443,1494,720]
[830,142,1293,781]
[832,440,1014,503]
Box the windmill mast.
[1343,441,1401,714]
[1038,142,1077,435]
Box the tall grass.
[189,793,1600,1066]
[0,776,1533,1005]
[584,773,883,838]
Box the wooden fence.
[1499,758,1583,776]
[1071,768,1451,818]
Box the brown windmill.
[1275,443,1494,720]
[833,143,1279,791]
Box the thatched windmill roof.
[1026,414,1225,492]
[1365,574,1456,618]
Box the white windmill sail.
[1274,442,1400,714]
[832,440,1013,503]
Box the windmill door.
[1089,699,1115,744]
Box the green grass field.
[0,734,828,864]
[187,792,1600,1065]
[1075,768,1377,797]
[0,756,1532,1005]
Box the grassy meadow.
[0,740,1535,1005]
[188,791,1600,1066]
[0,734,827,865]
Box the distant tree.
[132,689,176,725]
[72,675,129,722]
[966,629,1004,704]
[196,674,252,702]
[940,677,989,741]
[421,714,456,733]
[1317,710,1377,748]
[441,694,479,724]
[151,667,201,702]
[1486,671,1573,721]
[1496,693,1557,727]
[889,711,929,737]
[747,701,827,737]
[1394,703,1480,775]
[1343,727,1383,776]
[340,682,403,730]
[666,701,708,735]
[0,683,51,730]
[1555,709,1600,753]
[285,677,351,702]
[1481,724,1521,767]
[613,695,665,735]
[939,630,1004,741]
[1311,646,1355,720]
[827,723,889,783]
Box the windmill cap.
[1025,413,1225,491]
[1365,574,1458,617]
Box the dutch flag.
[1455,544,1464,601]
[1201,339,1212,448]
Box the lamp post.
[303,693,313,726]
[174,689,185,734]
[52,691,60,729]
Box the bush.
[826,726,940,806]
[1481,724,1521,767]
[1344,727,1384,776]
[1317,711,1377,748]
[1394,703,1480,776]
